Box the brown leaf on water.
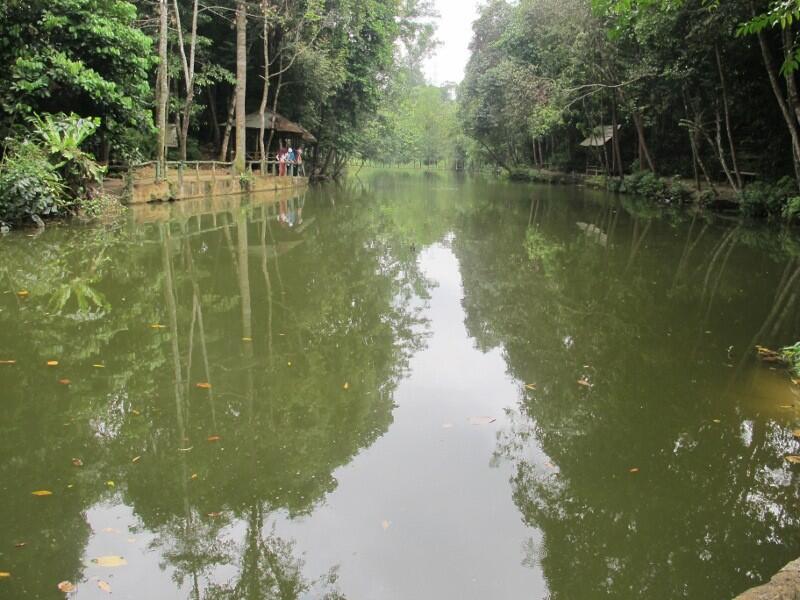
[712,419,721,424]
[468,416,496,425]
[786,455,800,464]
[525,383,537,390]
[14,543,25,549]
[57,580,75,592]
[577,378,592,388]
[46,360,59,366]
[71,458,83,467]
[792,429,800,439]
[31,490,53,496]
[0,572,10,579]
[131,456,141,464]
[207,435,221,442]
[16,290,29,298]
[0,360,16,365]
[342,382,350,390]
[381,520,390,530]
[629,468,640,473]
[195,382,212,389]
[190,473,198,480]
[58,379,71,386]
[148,323,166,329]
[207,512,223,518]
[96,580,111,593]
[91,556,127,567]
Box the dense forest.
[460,0,800,219]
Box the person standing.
[278,146,286,177]
[296,147,305,176]
[287,146,296,176]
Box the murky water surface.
[3,171,800,599]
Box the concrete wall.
[734,559,800,599]
[126,172,307,204]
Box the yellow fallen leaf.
[46,360,59,366]
[57,581,75,592]
[130,409,140,416]
[195,382,212,389]
[242,337,252,342]
[381,520,390,530]
[97,580,111,593]
[149,323,166,329]
[207,511,223,518]
[0,572,10,579]
[207,435,221,442]
[92,364,105,368]
[342,382,350,390]
[0,360,16,365]
[71,458,83,467]
[712,419,721,424]
[106,481,115,487]
[629,467,640,473]
[131,455,141,464]
[190,473,198,480]
[786,455,800,464]
[287,361,292,367]
[32,490,53,496]
[16,290,29,297]
[525,383,537,390]
[91,556,127,567]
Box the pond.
[2,170,800,599]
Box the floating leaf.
[381,520,390,530]
[207,512,223,518]
[190,473,198,480]
[287,361,292,367]
[0,360,16,365]
[58,379,71,386]
[57,581,75,592]
[195,382,212,389]
[16,290,29,298]
[242,337,252,342]
[97,580,111,593]
[148,323,166,329]
[46,360,59,366]
[525,383,537,390]
[577,378,592,388]
[14,543,25,549]
[468,416,496,425]
[177,447,193,452]
[786,455,800,464]
[130,409,140,416]
[629,467,640,473]
[342,382,350,390]
[71,458,83,467]
[793,429,800,439]
[131,456,141,464]
[0,572,10,579]
[106,481,115,488]
[32,490,53,496]
[207,435,221,442]
[91,556,127,567]
[92,364,105,368]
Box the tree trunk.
[611,92,624,178]
[632,111,655,172]
[758,25,800,188]
[219,92,235,162]
[258,0,270,171]
[715,44,741,188]
[234,0,247,173]
[208,86,220,151]
[155,0,169,176]
[172,0,199,162]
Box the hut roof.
[243,110,317,142]
[579,125,620,147]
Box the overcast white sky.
[422,0,482,85]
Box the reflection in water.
[3,174,800,598]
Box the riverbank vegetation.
[458,0,800,219]
[0,0,441,227]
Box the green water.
[2,170,800,599]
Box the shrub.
[624,171,691,204]
[0,140,66,225]
[739,176,796,219]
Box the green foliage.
[524,228,563,275]
[739,177,797,219]
[624,172,692,203]
[781,341,800,376]
[0,140,66,224]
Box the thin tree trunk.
[155,0,169,176]
[757,26,800,188]
[258,0,270,171]
[611,92,623,178]
[207,86,221,151]
[715,44,741,188]
[234,0,247,173]
[172,0,199,162]
[219,92,235,162]
[632,111,655,172]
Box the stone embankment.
[734,559,800,599]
